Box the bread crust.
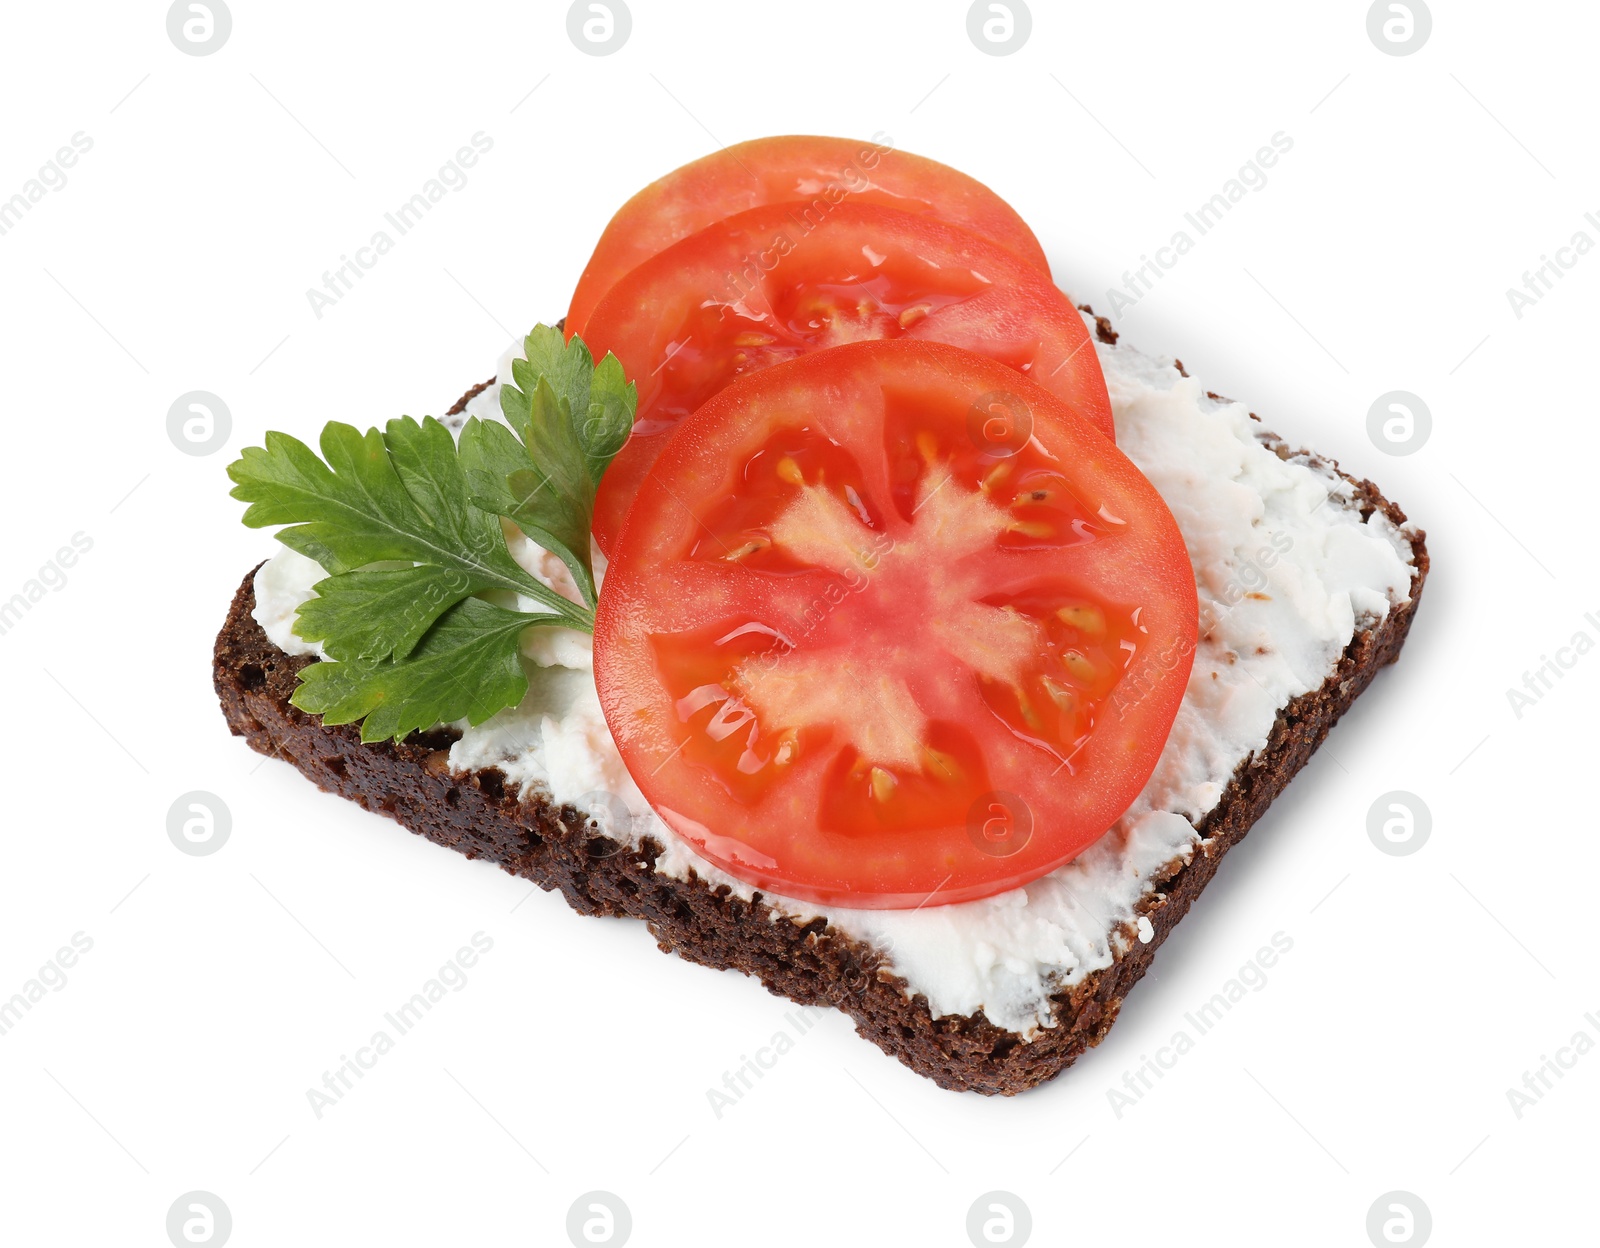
[213,347,1429,1095]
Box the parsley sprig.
[228,326,636,742]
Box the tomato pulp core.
[650,410,1147,841]
[639,263,1002,434]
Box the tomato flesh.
[581,202,1113,555]
[566,134,1050,337]
[593,341,1197,909]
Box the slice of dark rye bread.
[212,314,1430,1095]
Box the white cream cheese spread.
[254,318,1416,1035]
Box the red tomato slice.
[566,135,1050,338]
[581,201,1113,555]
[593,341,1197,909]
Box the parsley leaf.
[230,416,590,661]
[227,327,637,743]
[290,596,534,743]
[462,325,635,607]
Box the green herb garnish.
[228,326,636,742]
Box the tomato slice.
[581,201,1113,555]
[593,341,1197,909]
[566,135,1050,338]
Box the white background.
[1,2,1594,1245]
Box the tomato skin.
[567,135,1050,339]
[594,341,1197,910]
[582,201,1112,555]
